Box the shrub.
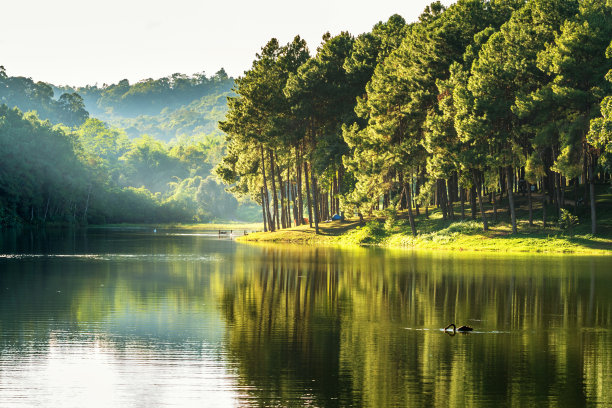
[558,208,579,234]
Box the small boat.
[444,323,473,333]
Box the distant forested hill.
[54,69,234,141]
[0,65,89,127]
[1,66,234,142]
[0,67,262,226]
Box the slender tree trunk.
[261,188,268,232]
[573,177,579,215]
[269,149,280,230]
[473,171,488,231]
[415,168,421,216]
[438,179,447,220]
[404,182,417,236]
[276,163,286,229]
[446,179,454,220]
[332,172,337,215]
[398,172,405,210]
[499,169,505,200]
[491,192,498,223]
[460,188,465,220]
[276,159,286,229]
[560,176,565,208]
[286,168,292,228]
[43,195,50,222]
[542,176,547,227]
[527,181,533,227]
[506,166,517,234]
[555,171,562,217]
[292,183,299,226]
[310,163,320,234]
[304,162,313,228]
[260,144,274,231]
[338,164,344,219]
[588,158,597,235]
[296,154,303,225]
[83,183,92,223]
[470,185,477,220]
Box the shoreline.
[236,217,612,255]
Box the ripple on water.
[0,253,221,262]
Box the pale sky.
[0,0,454,87]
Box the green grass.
[239,184,612,255]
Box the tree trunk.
[83,183,92,223]
[560,176,565,208]
[398,172,405,210]
[296,155,303,225]
[460,188,465,220]
[491,192,497,223]
[554,171,562,217]
[260,144,274,231]
[310,164,320,234]
[338,164,344,219]
[261,188,268,232]
[415,168,421,216]
[276,159,286,229]
[43,195,50,222]
[332,172,337,215]
[277,169,286,229]
[406,181,416,236]
[588,159,597,235]
[470,185,477,220]
[269,149,280,230]
[304,162,313,228]
[286,168,292,228]
[573,177,579,215]
[473,171,488,232]
[527,181,533,227]
[542,176,547,228]
[292,183,299,226]
[506,166,517,234]
[438,179,447,220]
[446,179,454,220]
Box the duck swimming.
[444,323,473,333]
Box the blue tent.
[331,214,342,221]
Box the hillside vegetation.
[0,68,261,226]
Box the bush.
[558,208,579,234]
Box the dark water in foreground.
[0,228,611,407]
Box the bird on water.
[444,323,473,333]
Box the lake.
[0,228,611,407]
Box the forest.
[217,0,612,236]
[0,68,255,226]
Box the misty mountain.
[54,69,234,142]
[0,65,89,127]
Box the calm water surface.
[0,228,611,407]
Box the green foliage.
[0,66,89,127]
[343,220,385,244]
[558,208,579,232]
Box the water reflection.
[0,230,611,407]
[218,245,612,406]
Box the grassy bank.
[239,188,612,255]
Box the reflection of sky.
[1,335,247,407]
[107,303,226,344]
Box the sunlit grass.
[238,188,612,255]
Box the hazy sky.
[0,0,454,87]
